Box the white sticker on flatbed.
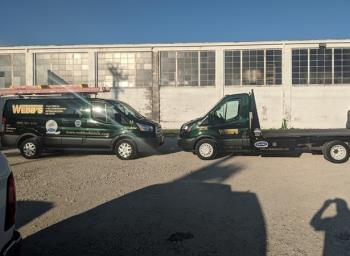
[254,141,269,148]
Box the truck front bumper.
[1,231,21,256]
[177,137,196,151]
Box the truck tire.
[115,139,137,160]
[19,138,41,159]
[322,141,349,164]
[195,139,218,160]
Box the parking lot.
[5,137,350,256]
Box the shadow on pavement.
[23,157,266,256]
[138,137,181,158]
[311,198,350,256]
[16,200,55,229]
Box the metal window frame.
[224,49,282,87]
[159,50,216,87]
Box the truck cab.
[178,93,253,159]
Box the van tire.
[115,139,137,160]
[195,139,217,160]
[19,138,41,159]
[323,141,349,164]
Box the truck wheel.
[323,141,349,164]
[195,139,217,160]
[19,138,41,159]
[115,139,137,160]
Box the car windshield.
[112,101,144,120]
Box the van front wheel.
[20,138,41,159]
[115,139,137,160]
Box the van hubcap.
[199,143,214,158]
[330,145,347,160]
[118,143,132,158]
[23,142,36,156]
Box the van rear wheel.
[323,141,349,164]
[20,138,41,159]
[115,139,137,160]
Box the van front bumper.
[136,135,165,152]
[1,231,21,256]
[177,137,196,151]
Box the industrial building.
[0,39,350,129]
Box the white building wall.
[290,87,350,128]
[160,87,220,128]
[1,40,350,130]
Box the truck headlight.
[136,123,154,132]
[182,124,193,132]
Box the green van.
[1,96,164,160]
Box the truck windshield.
[112,101,144,120]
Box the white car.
[0,153,21,256]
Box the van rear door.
[42,99,87,148]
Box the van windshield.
[112,101,144,120]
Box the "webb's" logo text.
[12,105,44,114]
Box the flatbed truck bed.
[262,129,350,138]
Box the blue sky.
[1,0,350,45]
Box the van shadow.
[311,198,350,256]
[23,157,267,256]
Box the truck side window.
[214,99,240,123]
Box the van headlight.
[136,123,154,132]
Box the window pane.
[334,48,350,84]
[200,51,215,86]
[309,48,332,84]
[224,50,241,85]
[97,51,152,87]
[242,50,264,85]
[0,54,26,88]
[177,51,198,86]
[160,51,176,86]
[292,49,308,85]
[36,53,89,85]
[266,50,282,85]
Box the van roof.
[4,97,124,104]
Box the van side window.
[213,99,240,123]
[92,102,116,124]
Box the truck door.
[209,96,250,151]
